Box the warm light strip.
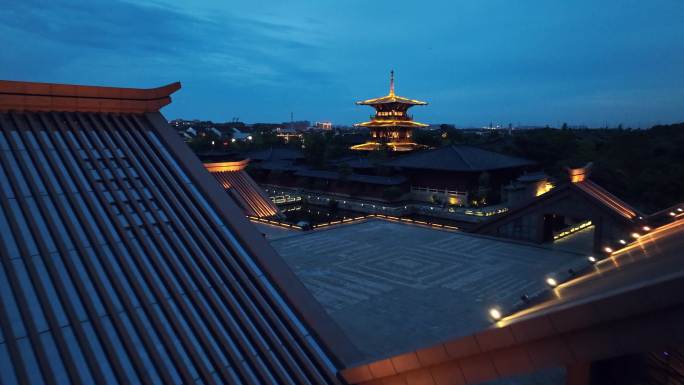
[248,213,459,232]
[246,216,302,230]
[464,208,509,217]
[496,218,684,326]
[355,120,429,127]
[553,220,593,241]
[590,187,636,218]
[204,159,250,172]
[577,181,636,219]
[350,141,422,151]
[356,94,428,105]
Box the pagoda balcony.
[371,114,413,120]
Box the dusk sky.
[2,0,683,127]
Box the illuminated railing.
[463,207,509,217]
[411,186,465,195]
[280,205,302,213]
[553,220,593,241]
[246,216,303,230]
[489,206,684,326]
[263,185,505,219]
[247,213,460,232]
[312,214,459,231]
[270,195,302,204]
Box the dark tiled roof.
[295,169,339,180]
[355,94,427,106]
[348,174,406,185]
[295,169,406,185]
[516,171,549,182]
[0,81,356,385]
[384,145,534,172]
[196,151,244,163]
[246,147,304,161]
[258,160,302,171]
[329,156,376,169]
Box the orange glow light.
[204,159,249,172]
[568,167,588,183]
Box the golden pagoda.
[351,71,428,151]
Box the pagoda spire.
[389,70,395,96]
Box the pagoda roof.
[383,144,534,171]
[356,94,427,106]
[355,70,427,106]
[354,119,429,128]
[350,142,425,152]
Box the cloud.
[1,0,682,126]
[0,0,332,87]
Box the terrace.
[267,219,588,363]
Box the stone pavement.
[270,219,585,360]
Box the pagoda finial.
[389,70,395,96]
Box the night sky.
[2,0,683,127]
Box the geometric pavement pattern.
[271,220,586,360]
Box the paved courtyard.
[270,219,586,360]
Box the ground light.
[545,277,558,287]
[642,226,651,231]
[588,256,597,263]
[604,247,613,253]
[631,232,641,239]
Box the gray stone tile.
[270,220,585,360]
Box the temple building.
[351,71,428,152]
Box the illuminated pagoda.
[351,70,428,151]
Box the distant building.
[179,131,193,141]
[231,127,253,142]
[246,144,535,205]
[275,126,302,142]
[281,120,310,131]
[381,145,536,205]
[313,121,333,130]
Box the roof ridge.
[451,144,475,170]
[0,80,181,113]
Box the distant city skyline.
[2,0,683,127]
